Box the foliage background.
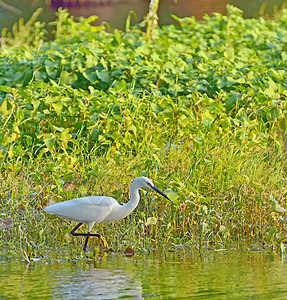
[0,5,287,260]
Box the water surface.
[1,251,287,299]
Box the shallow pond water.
[1,250,287,299]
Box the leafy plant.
[1,8,46,47]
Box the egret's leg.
[83,232,90,251]
[71,222,84,236]
[71,223,101,237]
[70,222,103,251]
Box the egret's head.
[131,177,170,201]
[131,177,154,189]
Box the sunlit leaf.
[278,118,286,132]
[219,225,227,233]
[271,202,286,213]
[178,114,189,127]
[0,99,9,117]
[268,227,276,237]
[146,217,157,226]
[52,102,63,114]
[276,232,285,242]
[224,47,234,62]
[60,70,77,85]
[270,197,286,213]
[165,189,179,201]
[59,129,72,141]
[96,70,111,83]
[44,138,55,151]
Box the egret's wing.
[44,196,119,224]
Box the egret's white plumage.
[44,177,170,250]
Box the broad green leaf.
[44,138,55,151]
[282,51,287,61]
[83,70,98,82]
[178,114,189,127]
[276,232,285,242]
[60,70,77,85]
[271,202,286,213]
[96,70,111,83]
[198,197,213,203]
[224,47,234,62]
[59,129,72,141]
[270,196,286,213]
[146,217,157,226]
[0,85,12,93]
[52,102,63,114]
[278,118,286,132]
[86,54,98,68]
[268,227,276,237]
[192,136,202,143]
[219,225,227,233]
[165,189,179,201]
[0,99,9,117]
[203,110,215,127]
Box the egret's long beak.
[152,186,171,201]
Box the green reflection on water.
[1,251,287,299]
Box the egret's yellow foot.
[99,236,109,248]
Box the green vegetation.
[0,5,287,261]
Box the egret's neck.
[119,184,140,219]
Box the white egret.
[44,177,170,251]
